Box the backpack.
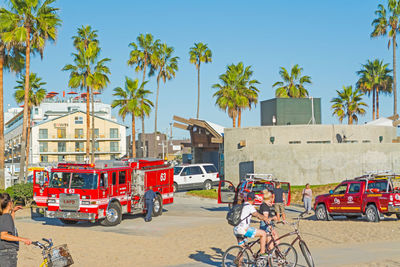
[226,203,251,226]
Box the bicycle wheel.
[269,243,297,267]
[222,245,252,267]
[299,241,314,267]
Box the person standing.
[273,182,286,223]
[144,186,156,222]
[0,193,32,267]
[302,183,313,214]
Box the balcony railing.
[38,134,121,141]
[39,150,120,155]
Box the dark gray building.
[261,98,321,126]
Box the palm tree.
[112,78,152,158]
[331,86,368,124]
[0,0,61,182]
[63,26,110,163]
[357,59,393,120]
[371,0,400,116]
[150,43,179,157]
[189,42,212,119]
[212,62,260,127]
[14,73,46,171]
[272,64,312,98]
[0,40,23,189]
[127,33,159,157]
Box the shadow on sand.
[189,247,224,266]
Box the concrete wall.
[224,125,400,185]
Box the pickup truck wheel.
[173,183,178,193]
[366,205,379,222]
[316,204,328,221]
[153,195,163,217]
[101,202,122,226]
[60,219,78,225]
[203,180,212,190]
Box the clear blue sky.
[1,0,395,139]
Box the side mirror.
[329,190,334,194]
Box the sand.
[13,210,400,267]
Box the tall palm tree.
[371,0,400,116]
[272,64,312,98]
[0,0,61,182]
[112,78,152,158]
[127,33,159,157]
[189,42,212,119]
[0,40,23,189]
[331,86,368,125]
[63,26,110,163]
[150,43,179,157]
[357,59,393,120]
[14,73,46,171]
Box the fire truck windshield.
[49,172,98,189]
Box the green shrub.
[5,183,34,206]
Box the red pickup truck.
[314,174,400,222]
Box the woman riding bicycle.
[0,193,32,267]
[259,190,280,250]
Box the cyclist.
[259,190,280,250]
[233,192,269,258]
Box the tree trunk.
[86,85,90,162]
[232,114,236,128]
[393,35,397,116]
[372,88,376,120]
[25,108,31,171]
[141,115,145,157]
[0,51,4,189]
[132,115,136,158]
[376,87,380,119]
[238,109,242,128]
[348,114,353,125]
[142,57,147,84]
[154,78,160,158]
[91,87,95,164]
[196,64,200,119]
[19,28,31,183]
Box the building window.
[306,141,331,144]
[289,141,301,144]
[34,108,39,115]
[39,129,48,139]
[110,128,118,138]
[58,142,66,152]
[94,128,99,138]
[110,142,118,152]
[40,155,48,162]
[76,155,84,162]
[75,142,84,152]
[110,155,116,160]
[75,128,83,138]
[75,116,83,124]
[57,128,66,139]
[94,141,100,152]
[58,155,65,162]
[39,142,48,152]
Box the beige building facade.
[31,111,127,163]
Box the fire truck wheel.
[173,183,178,193]
[101,202,122,226]
[366,204,379,223]
[153,195,163,217]
[203,180,212,190]
[60,219,78,225]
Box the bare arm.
[252,211,268,221]
[0,231,31,245]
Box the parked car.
[218,174,291,207]
[314,172,400,222]
[173,164,219,192]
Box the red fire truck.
[32,159,174,226]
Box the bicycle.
[222,235,297,267]
[272,213,315,267]
[32,238,74,267]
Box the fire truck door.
[110,171,118,197]
[117,170,128,204]
[99,172,109,200]
[33,170,49,206]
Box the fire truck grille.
[59,194,80,211]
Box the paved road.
[19,192,400,266]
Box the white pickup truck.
[173,163,220,192]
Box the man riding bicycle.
[233,192,269,258]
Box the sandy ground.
[11,195,400,267]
